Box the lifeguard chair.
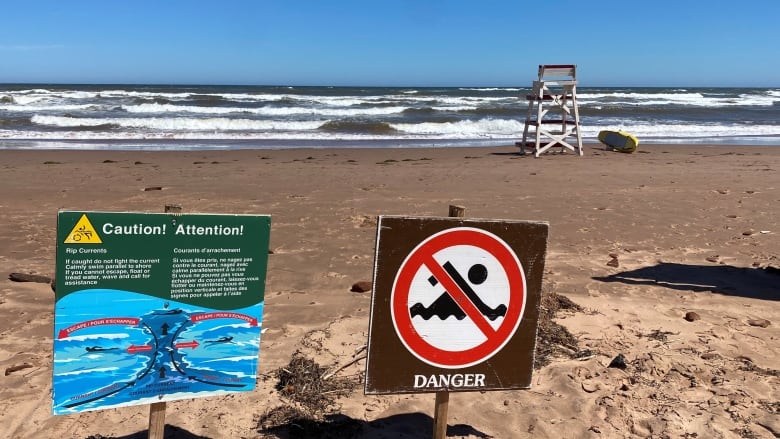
[517,64,583,157]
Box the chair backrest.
[538,64,576,81]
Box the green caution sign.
[53,211,270,415]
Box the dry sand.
[0,144,778,439]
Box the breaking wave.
[0,84,777,148]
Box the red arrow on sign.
[58,317,140,339]
[191,312,258,326]
[127,344,153,354]
[175,340,200,350]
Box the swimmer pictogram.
[409,262,507,321]
[391,227,527,369]
[63,214,103,244]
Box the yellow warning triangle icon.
[64,214,103,244]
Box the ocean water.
[1,84,778,150]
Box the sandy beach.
[1,143,778,438]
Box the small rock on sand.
[350,281,372,293]
[8,272,52,283]
[747,319,770,328]
[608,354,628,369]
[684,311,701,322]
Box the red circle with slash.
[391,227,526,368]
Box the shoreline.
[2,138,780,151]
[1,141,779,162]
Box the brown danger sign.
[365,216,549,394]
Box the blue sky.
[1,0,778,87]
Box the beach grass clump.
[535,288,582,368]
[258,352,362,437]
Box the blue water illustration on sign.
[52,289,263,415]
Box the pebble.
[684,311,701,322]
[8,272,52,283]
[747,319,771,328]
[581,381,600,393]
[4,363,33,376]
[350,281,372,293]
[608,354,628,369]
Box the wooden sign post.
[433,382,450,438]
[146,204,181,439]
[148,401,166,439]
[433,205,465,438]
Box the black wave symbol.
[409,261,507,321]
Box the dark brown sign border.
[365,216,549,395]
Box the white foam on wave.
[9,117,780,141]
[423,95,511,105]
[3,87,519,112]
[2,94,47,105]
[4,87,283,103]
[302,95,390,106]
[431,106,480,112]
[11,88,53,94]
[0,130,385,141]
[1,103,98,112]
[286,94,513,108]
[459,87,522,92]
[579,91,777,107]
[122,103,408,117]
[391,118,523,137]
[31,114,326,131]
